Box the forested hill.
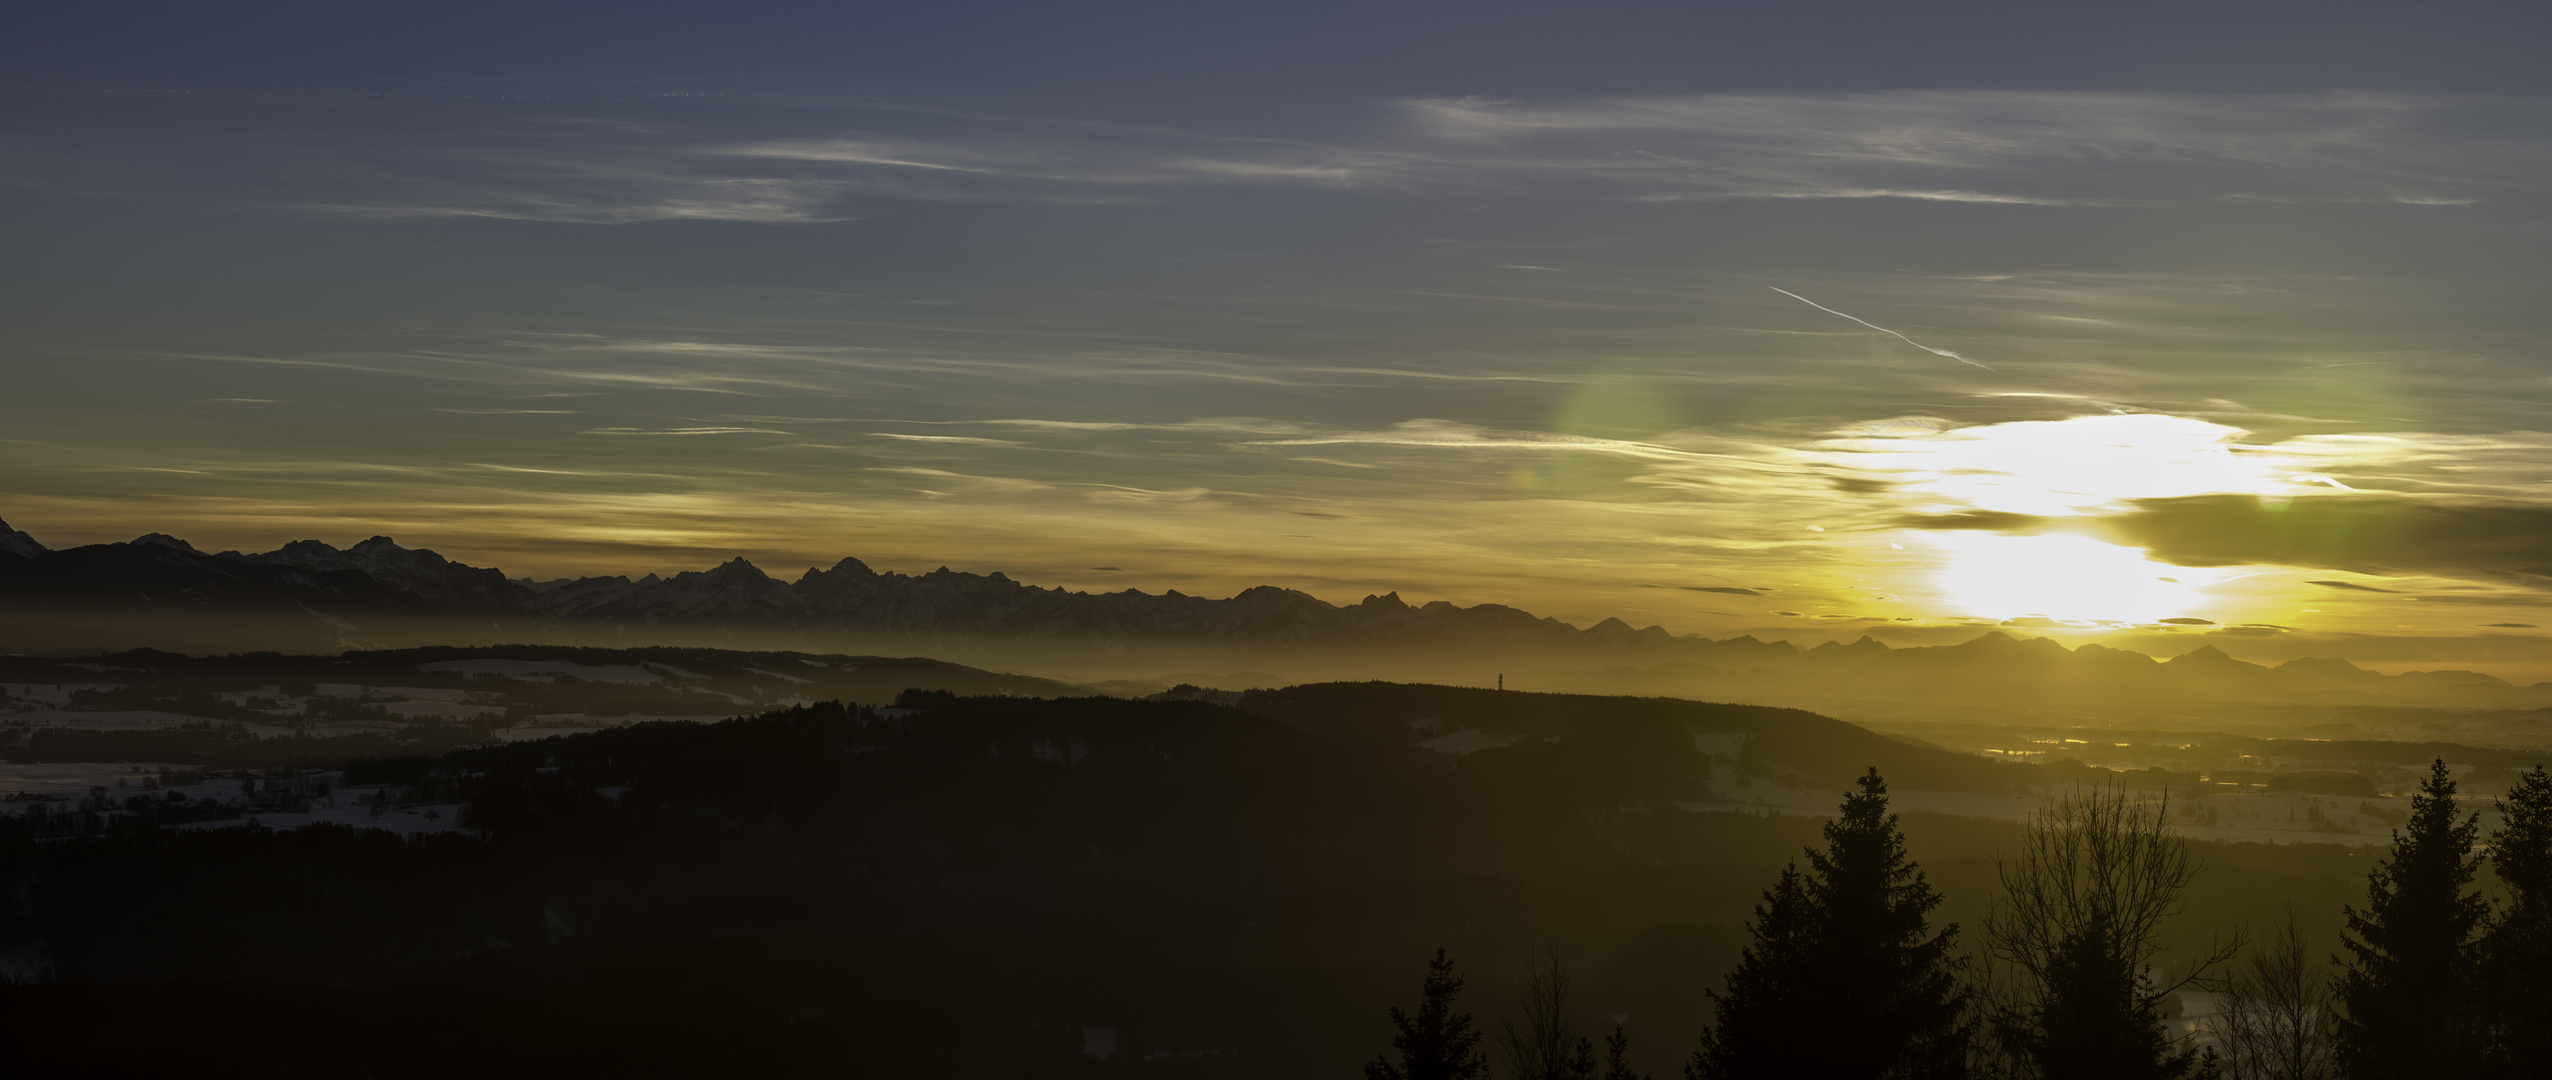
[12,684,1974,969]
[1242,681,2015,794]
[0,683,2050,1074]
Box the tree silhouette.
[2478,764,2551,1076]
[1498,946,1592,1080]
[1603,1025,1647,1080]
[1690,768,1972,1079]
[2333,759,2488,1080]
[2209,907,2332,1080]
[1369,948,1490,1080]
[1567,1034,1599,1080]
[1980,782,2227,1080]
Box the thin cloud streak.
[1767,287,1992,370]
[14,89,2544,224]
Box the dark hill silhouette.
[0,681,2510,1075]
[1242,682,2014,794]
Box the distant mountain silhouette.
[0,530,1680,652]
[2,524,2545,708]
[0,530,427,612]
[244,535,529,611]
[0,517,49,559]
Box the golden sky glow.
[7,88,2552,675]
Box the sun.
[1827,413,2332,625]
[1921,531,2230,624]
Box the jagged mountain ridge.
[515,553,1694,648]
[2,524,2546,706]
[0,517,44,560]
[0,526,425,613]
[0,528,1693,651]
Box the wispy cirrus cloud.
[1245,419,1714,462]
[580,426,792,436]
[1394,91,2549,206]
[17,88,2542,225]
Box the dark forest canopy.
[1,680,2539,1076]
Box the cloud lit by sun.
[13,78,2552,665]
[1826,413,2326,519]
[1818,413,2392,626]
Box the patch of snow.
[0,941,52,985]
[495,715,733,742]
[379,700,510,720]
[179,799,471,836]
[4,684,123,708]
[416,659,663,684]
[1692,733,1747,758]
[1417,729,1525,755]
[367,686,480,703]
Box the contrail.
[1768,286,1992,370]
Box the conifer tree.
[2333,759,2488,1080]
[1603,1025,1647,1080]
[2479,764,2551,1075]
[1369,948,1490,1080]
[1567,1035,1599,1080]
[1690,768,1972,1079]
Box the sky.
[6,1,2552,671]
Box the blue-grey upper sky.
[8,1,2552,671]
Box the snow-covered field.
[1416,729,1526,754]
[1,683,122,708]
[494,714,736,741]
[414,659,668,683]
[172,799,472,837]
[379,700,510,720]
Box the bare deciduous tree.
[1979,784,2235,1080]
[1498,946,1594,1080]
[2209,907,2332,1080]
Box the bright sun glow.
[1826,414,2329,624]
[1922,532,2235,623]
[1832,413,2324,518]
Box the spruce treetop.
[1369,948,1488,1080]
[2334,758,2490,1078]
[1691,767,1970,1080]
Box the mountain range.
[0,518,1701,651]
[4,516,2549,711]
